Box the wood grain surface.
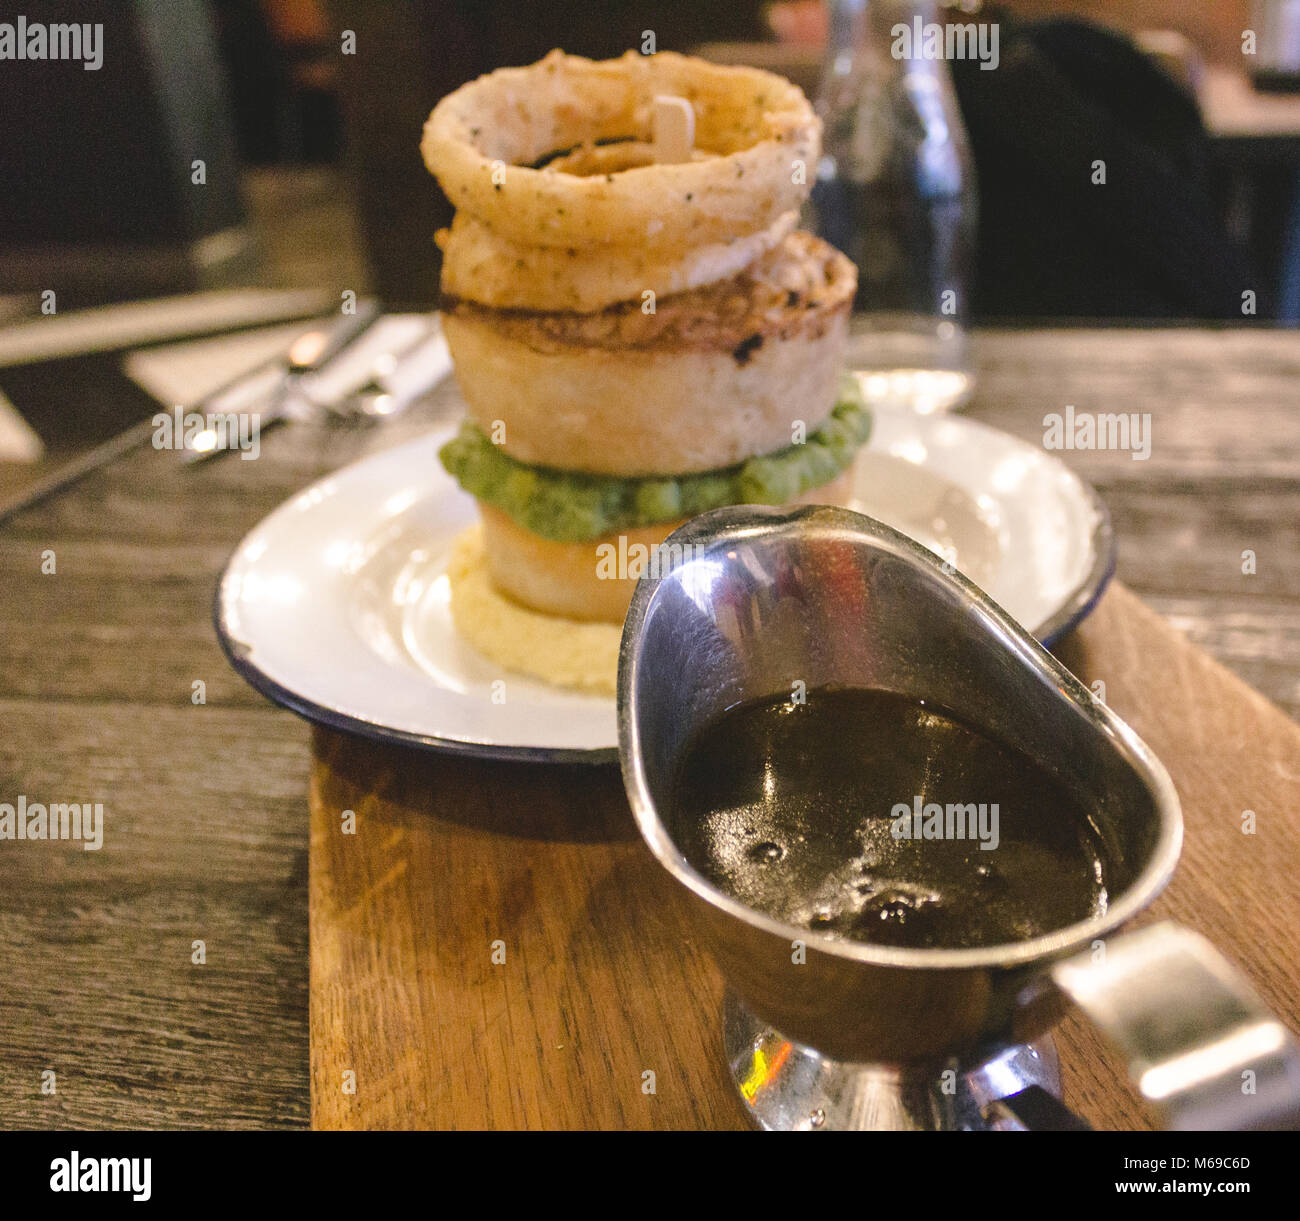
[309,583,1300,1130]
[1,318,1297,1129]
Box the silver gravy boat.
[618,505,1300,1130]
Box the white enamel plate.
[216,410,1113,762]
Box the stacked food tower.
[421,50,866,692]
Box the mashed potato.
[445,527,620,695]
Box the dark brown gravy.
[668,687,1115,950]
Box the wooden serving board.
[309,583,1300,1130]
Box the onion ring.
[539,140,674,175]
[438,209,798,312]
[421,49,819,249]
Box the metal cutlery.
[181,301,382,462]
[336,324,452,421]
[180,308,451,461]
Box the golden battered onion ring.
[540,140,679,175]
[421,49,820,249]
[438,209,798,312]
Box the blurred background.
[1,0,1298,319]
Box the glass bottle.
[810,0,978,413]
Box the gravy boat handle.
[1044,921,1300,1130]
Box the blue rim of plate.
[213,579,609,766]
[212,442,1117,766]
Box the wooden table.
[309,581,1300,1129]
[1,327,1297,1129]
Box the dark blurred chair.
[0,0,251,307]
[949,15,1256,320]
